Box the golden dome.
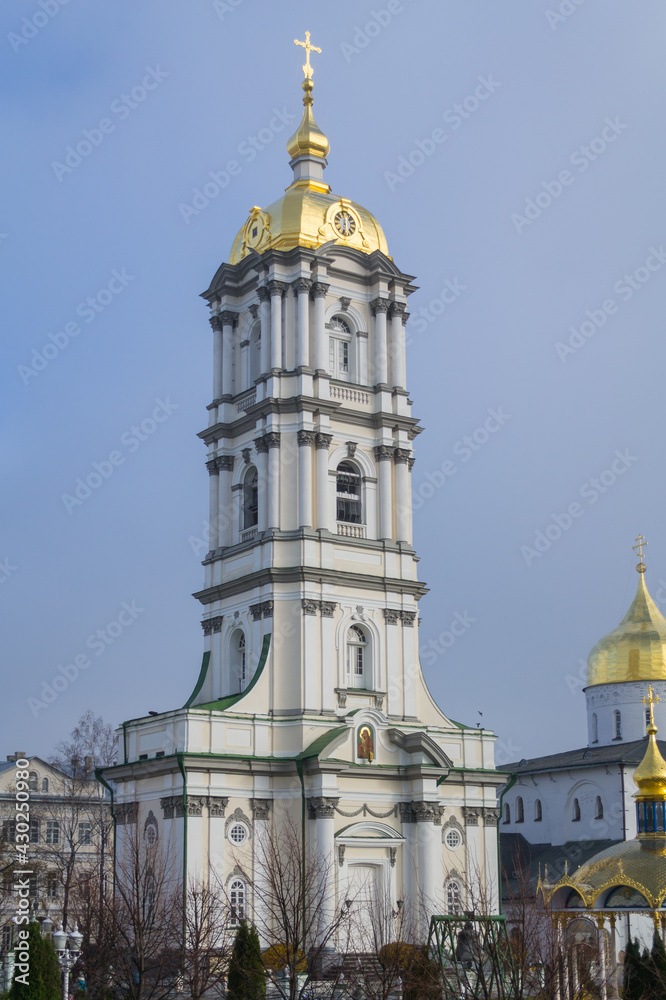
[633,688,666,801]
[586,570,666,688]
[542,837,666,909]
[228,71,389,264]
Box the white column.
[298,431,314,528]
[389,301,407,388]
[311,797,338,946]
[211,315,223,399]
[394,449,412,544]
[312,282,329,372]
[218,456,234,548]
[254,438,269,533]
[552,918,562,1000]
[375,446,393,540]
[481,811,500,914]
[414,803,444,933]
[258,286,271,377]
[207,459,220,550]
[251,799,272,948]
[266,433,281,529]
[609,915,619,1000]
[220,311,236,396]
[295,278,312,369]
[269,281,286,370]
[371,298,389,386]
[315,433,332,530]
[597,916,607,1000]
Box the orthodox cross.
[294,31,321,80]
[643,685,660,728]
[633,533,647,572]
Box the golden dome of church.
[228,37,389,264]
[586,548,666,688]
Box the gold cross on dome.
[643,685,660,727]
[294,31,321,80]
[633,533,648,571]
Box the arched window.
[229,878,246,925]
[328,316,352,381]
[346,625,368,688]
[446,880,462,915]
[230,629,247,691]
[243,467,258,529]
[572,798,581,822]
[28,772,38,791]
[516,796,524,823]
[503,804,510,824]
[534,799,542,822]
[595,796,603,820]
[249,323,261,385]
[336,462,362,524]
[41,778,48,792]
[614,710,622,740]
[591,713,598,744]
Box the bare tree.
[108,822,181,1000]
[51,710,118,775]
[179,873,234,1000]
[230,815,352,1000]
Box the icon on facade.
[357,725,374,762]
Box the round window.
[144,824,158,847]
[229,823,248,845]
[445,828,461,850]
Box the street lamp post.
[51,925,83,1000]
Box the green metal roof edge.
[295,726,349,761]
[447,718,468,730]
[183,651,211,709]
[196,634,271,711]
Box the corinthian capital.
[257,285,271,303]
[371,297,390,315]
[268,280,287,296]
[298,430,315,446]
[315,433,333,450]
[311,281,330,299]
[293,278,312,294]
[210,314,223,331]
[389,301,407,318]
[219,310,238,327]
[308,797,340,819]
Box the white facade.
[586,679,666,747]
[101,80,503,939]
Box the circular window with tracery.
[228,823,249,845]
[333,210,356,238]
[445,829,462,850]
[144,823,158,848]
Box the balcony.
[235,389,257,414]
[336,523,366,539]
[240,527,257,544]
[329,383,372,409]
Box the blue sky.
[3,0,666,763]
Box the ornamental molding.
[442,814,466,844]
[315,432,333,450]
[335,803,399,819]
[389,846,397,867]
[374,445,393,462]
[115,801,138,825]
[219,310,238,327]
[346,441,357,458]
[370,297,390,314]
[250,798,272,821]
[257,285,271,303]
[218,455,235,471]
[201,616,223,635]
[308,796,340,819]
[382,609,417,626]
[302,599,337,617]
[394,448,411,465]
[210,315,222,331]
[483,808,500,826]
[339,297,351,311]
[311,281,330,298]
[293,278,312,294]
[268,280,287,296]
[254,436,269,454]
[250,601,274,621]
[389,301,407,318]
[209,797,229,818]
[264,432,281,449]
[338,845,346,867]
[248,303,259,320]
[225,807,252,837]
[463,806,481,827]
[160,795,206,819]
[297,430,316,446]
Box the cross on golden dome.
[633,533,648,574]
[643,685,660,730]
[294,31,321,80]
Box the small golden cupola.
[228,32,389,264]
[634,686,666,835]
[586,535,666,688]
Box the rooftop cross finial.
[294,31,321,80]
[643,685,660,730]
[633,534,648,573]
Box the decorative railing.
[240,528,257,543]
[336,523,366,539]
[329,384,371,407]
[236,389,257,414]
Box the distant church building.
[501,540,666,871]
[101,38,502,937]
